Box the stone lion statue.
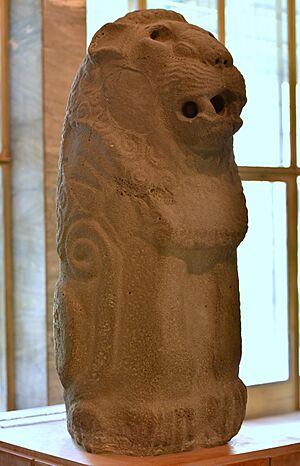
[54,9,248,456]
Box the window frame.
[235,0,299,417]
[0,0,14,411]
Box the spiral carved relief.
[64,219,105,281]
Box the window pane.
[226,1,290,167]
[238,181,289,386]
[9,0,47,409]
[146,0,218,36]
[0,168,7,410]
[87,1,218,42]
[87,1,137,45]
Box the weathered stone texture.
[54,9,248,456]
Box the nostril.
[210,94,225,114]
[212,56,232,67]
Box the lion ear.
[88,22,127,64]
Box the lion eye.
[150,29,160,40]
[149,25,172,41]
[182,101,199,118]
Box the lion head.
[86,9,246,157]
[60,9,247,253]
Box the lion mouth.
[180,89,245,134]
[209,89,244,133]
[209,90,236,116]
[210,94,225,114]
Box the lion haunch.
[54,8,248,456]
